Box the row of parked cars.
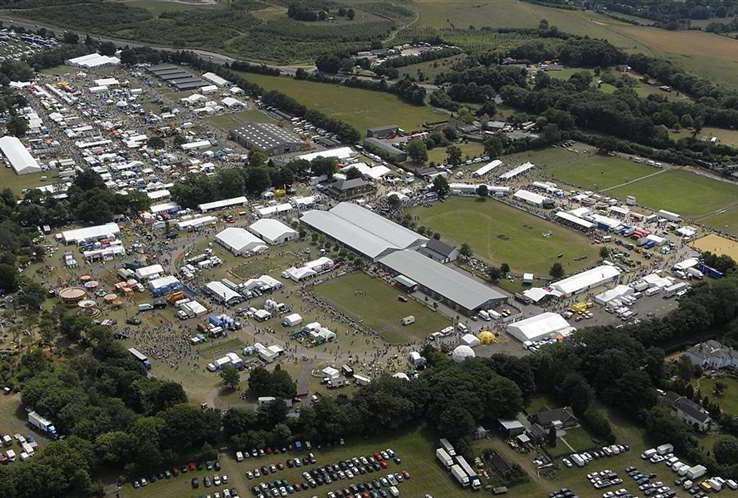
[0,433,38,464]
[326,471,408,498]
[237,446,306,462]
[626,465,676,498]
[193,474,229,488]
[587,469,623,490]
[562,444,631,468]
[247,453,318,479]
[196,488,240,498]
[132,459,221,489]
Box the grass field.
[693,376,738,414]
[313,272,450,344]
[671,127,738,148]
[608,169,738,217]
[410,0,738,88]
[0,167,61,194]
[410,198,599,274]
[504,147,660,191]
[427,142,484,164]
[235,72,447,135]
[396,54,466,81]
[701,208,738,236]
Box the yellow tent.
[478,330,495,344]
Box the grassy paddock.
[693,375,738,414]
[313,272,450,344]
[0,167,61,194]
[427,141,484,164]
[608,169,738,217]
[410,198,599,274]
[235,72,447,135]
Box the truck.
[456,456,481,489]
[436,448,453,469]
[440,438,456,457]
[353,374,371,386]
[451,464,470,487]
[656,443,674,455]
[686,465,707,480]
[28,411,58,439]
[664,282,688,298]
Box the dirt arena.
[691,234,738,261]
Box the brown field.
[690,233,738,260]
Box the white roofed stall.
[0,136,42,175]
[555,211,594,230]
[473,160,503,177]
[198,196,248,212]
[61,223,120,244]
[507,312,575,342]
[248,218,298,245]
[499,162,534,180]
[215,228,267,256]
[550,265,621,296]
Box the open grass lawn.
[608,169,738,218]
[701,207,738,237]
[313,272,450,344]
[411,0,738,88]
[505,147,659,191]
[235,72,447,135]
[693,376,738,415]
[672,127,738,148]
[396,54,466,81]
[411,198,599,274]
[0,167,61,194]
[121,0,221,16]
[427,141,484,164]
[205,108,276,131]
[0,394,50,449]
[562,427,598,452]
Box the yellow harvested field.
[690,234,738,260]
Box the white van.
[456,323,468,333]
[138,303,154,312]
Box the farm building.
[248,218,298,245]
[684,340,738,370]
[0,135,42,175]
[325,178,376,201]
[366,125,400,139]
[555,211,594,231]
[297,146,355,162]
[202,72,230,87]
[300,202,427,260]
[550,265,621,296]
[418,239,459,263]
[67,52,120,68]
[507,312,575,343]
[135,264,164,281]
[60,223,120,245]
[378,249,507,315]
[149,275,182,297]
[231,122,304,156]
[215,228,267,256]
[363,138,407,162]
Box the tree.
[387,194,401,209]
[6,115,28,137]
[600,246,609,259]
[147,136,165,149]
[244,168,271,195]
[431,175,450,198]
[559,373,594,415]
[437,406,475,441]
[248,149,268,168]
[500,263,510,276]
[483,136,504,157]
[446,145,462,166]
[459,243,472,258]
[476,184,488,197]
[220,365,240,390]
[0,263,18,293]
[315,54,342,74]
[248,367,272,397]
[549,262,564,279]
[488,266,502,282]
[18,280,46,309]
[406,139,428,164]
[714,436,738,464]
[98,41,116,56]
[62,32,79,44]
